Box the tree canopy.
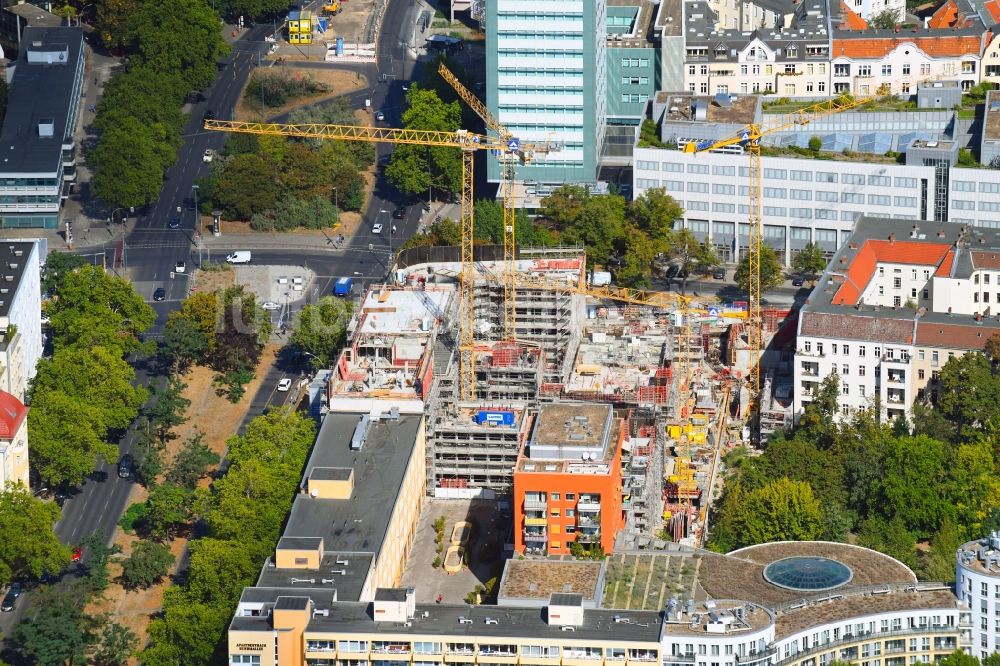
[386,88,463,196]
[290,296,354,368]
[0,487,70,582]
[735,244,786,294]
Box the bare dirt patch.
[190,264,236,296]
[234,68,368,122]
[92,344,283,649]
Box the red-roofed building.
[795,218,1000,425]
[0,389,28,488]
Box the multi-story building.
[794,217,1000,422]
[513,404,625,556]
[0,27,83,229]
[0,389,27,488]
[227,536,972,666]
[632,139,1000,266]
[957,534,1000,659]
[830,0,988,97]
[485,0,607,186]
[0,241,42,402]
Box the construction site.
[315,243,796,550]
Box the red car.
[71,546,82,562]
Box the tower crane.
[203,119,503,401]
[682,88,888,419]
[437,63,558,339]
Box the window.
[832,344,838,355]
[954,180,977,192]
[868,175,890,186]
[816,191,839,202]
[550,493,560,501]
[790,170,812,181]
[859,385,866,397]
[764,187,786,198]
[859,365,866,376]
[818,81,826,92]
[858,65,871,77]
[919,369,925,380]
[713,203,735,213]
[895,177,918,188]
[842,193,864,204]
[834,63,850,77]
[893,277,902,289]
[550,509,560,517]
[566,509,575,517]
[894,295,901,307]
[566,493,576,500]
[636,160,658,171]
[712,165,736,176]
[790,189,812,200]
[953,199,975,211]
[662,162,684,172]
[903,63,911,75]
[844,345,849,355]
[868,194,891,206]
[764,168,787,179]
[713,184,736,195]
[843,173,865,185]
[232,658,261,666]
[843,384,850,396]
[842,364,849,375]
[687,164,709,174]
[816,171,838,183]
[895,196,917,208]
[881,64,891,76]
[804,341,811,352]
[688,182,709,193]
[860,345,866,357]
[790,207,812,218]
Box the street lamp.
[332,186,338,211]
[192,184,201,236]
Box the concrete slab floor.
[400,498,510,604]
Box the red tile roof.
[0,391,26,439]
[839,1,868,30]
[832,239,951,305]
[928,0,958,29]
[986,0,1000,24]
[915,321,999,349]
[971,250,1000,269]
[935,250,956,277]
[833,35,984,59]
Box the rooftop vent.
[37,119,54,138]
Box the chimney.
[977,312,984,322]
[888,233,895,243]
[937,229,946,238]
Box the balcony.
[524,528,547,541]
[525,517,547,527]
[886,374,906,384]
[577,514,600,526]
[577,500,601,512]
[576,532,601,543]
[524,495,547,510]
[447,646,475,656]
[886,393,905,405]
[664,655,697,664]
[800,362,819,377]
[372,645,411,655]
[564,651,602,660]
[628,652,658,662]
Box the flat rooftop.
[958,537,1000,576]
[498,560,604,603]
[0,242,36,317]
[356,288,451,336]
[5,3,63,29]
[985,91,1000,142]
[657,92,761,126]
[0,27,83,175]
[531,404,613,450]
[284,413,422,555]
[606,0,657,47]
[654,0,682,37]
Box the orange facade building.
[513,404,625,556]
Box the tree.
[0,487,70,582]
[808,135,823,153]
[172,291,224,352]
[214,153,281,220]
[986,333,1000,367]
[145,483,194,540]
[290,296,354,368]
[127,0,230,91]
[792,242,828,281]
[250,194,339,231]
[90,117,173,208]
[14,580,102,666]
[95,68,186,141]
[94,0,142,49]
[162,315,209,372]
[47,263,155,355]
[539,187,627,266]
[28,392,119,487]
[627,187,683,243]
[92,622,139,666]
[32,346,148,432]
[938,652,981,666]
[670,228,719,289]
[78,531,121,595]
[218,0,288,19]
[386,88,463,196]
[856,516,918,569]
[145,376,191,445]
[937,352,1000,437]
[709,478,824,551]
[734,244,785,294]
[120,540,176,589]
[166,432,220,488]
[41,251,86,294]
[873,434,953,537]
[869,6,900,29]
[211,285,271,373]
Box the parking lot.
[400,498,511,604]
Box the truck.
[323,0,341,14]
[226,251,252,264]
[590,270,612,287]
[334,277,353,296]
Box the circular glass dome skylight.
[763,556,854,592]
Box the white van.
[226,251,251,264]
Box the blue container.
[475,410,515,427]
[336,36,344,56]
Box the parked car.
[372,223,383,234]
[713,267,726,280]
[664,264,679,279]
[392,206,407,219]
[153,287,166,302]
[203,149,215,163]
[1,582,22,612]
[374,110,385,121]
[71,546,83,562]
[791,275,806,287]
[117,454,133,479]
[261,301,281,311]
[277,378,292,392]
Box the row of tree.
[200,98,373,230]
[90,0,229,208]
[31,256,155,488]
[708,352,1000,580]
[140,410,317,664]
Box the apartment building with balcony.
[0,241,42,402]
[957,534,1000,658]
[794,217,1000,422]
[0,27,83,229]
[513,404,625,556]
[227,539,972,666]
[0,388,27,488]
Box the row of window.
[833,63,937,77]
[621,58,650,68]
[496,31,583,39]
[687,63,829,77]
[637,163,923,189]
[952,199,1000,212]
[304,642,652,659]
[620,76,650,85]
[619,93,649,103]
